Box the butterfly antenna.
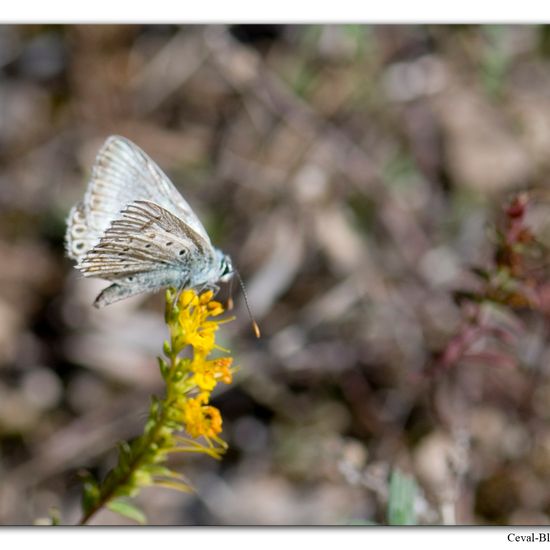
[235,270,261,338]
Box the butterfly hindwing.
[66,201,92,262]
[79,200,215,281]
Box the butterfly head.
[214,248,260,338]
[216,249,234,283]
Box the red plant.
[431,192,548,375]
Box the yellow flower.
[176,290,225,353]
[182,396,223,439]
[190,356,234,391]
[166,289,234,443]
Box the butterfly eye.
[221,256,233,276]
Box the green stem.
[77,402,170,525]
[77,343,178,525]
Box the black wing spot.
[127,276,134,282]
[166,241,173,247]
[179,249,186,256]
[144,243,152,249]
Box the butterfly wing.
[78,200,216,282]
[66,201,96,261]
[66,135,211,263]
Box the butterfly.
[65,135,234,308]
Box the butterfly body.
[66,136,233,307]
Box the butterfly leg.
[208,283,220,296]
[195,283,219,297]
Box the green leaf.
[153,479,193,493]
[387,469,417,526]
[81,477,100,515]
[49,507,61,526]
[117,441,133,469]
[158,357,170,379]
[107,498,147,525]
[142,464,183,479]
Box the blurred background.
[1,24,550,525]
